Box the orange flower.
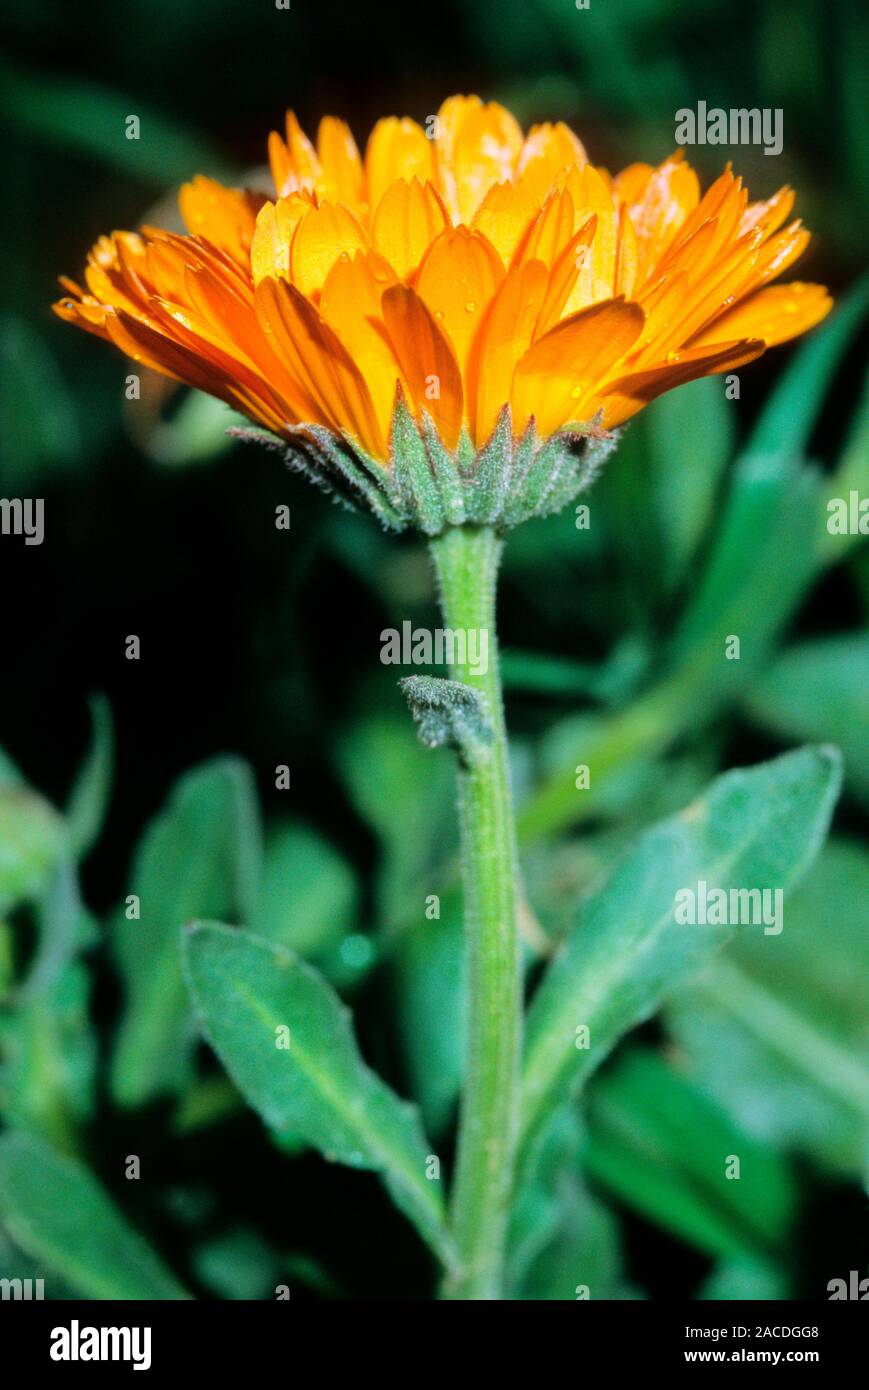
[55,95,831,508]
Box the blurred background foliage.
[0,0,866,1299]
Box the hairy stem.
[429,524,521,1300]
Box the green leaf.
[0,1131,189,1299]
[520,745,842,1155]
[744,635,869,802]
[16,860,94,1000]
[669,282,869,683]
[668,453,821,682]
[665,837,869,1177]
[111,757,261,1106]
[0,957,95,1151]
[182,922,455,1269]
[65,694,114,858]
[646,375,734,595]
[0,315,81,488]
[335,716,455,929]
[250,821,358,961]
[818,374,869,567]
[698,1257,789,1301]
[500,649,613,700]
[140,390,244,469]
[584,1049,798,1261]
[193,1229,285,1301]
[0,59,232,184]
[520,1171,634,1301]
[747,275,869,460]
[392,888,465,1136]
[0,781,68,917]
[508,1104,584,1289]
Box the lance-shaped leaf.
[520,745,841,1156]
[665,837,869,1178]
[64,693,114,858]
[0,1130,189,1300]
[744,634,869,803]
[0,779,67,918]
[182,922,455,1270]
[111,756,261,1106]
[583,1049,798,1262]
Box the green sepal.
[418,413,467,526]
[233,399,617,536]
[288,424,407,531]
[464,406,512,524]
[389,391,446,535]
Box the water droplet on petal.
[465,301,476,313]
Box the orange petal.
[250,194,314,285]
[255,278,386,457]
[517,122,587,203]
[52,292,111,337]
[663,167,746,278]
[561,164,620,307]
[614,204,639,298]
[740,185,795,238]
[743,220,811,293]
[447,100,524,223]
[599,339,765,427]
[178,176,263,266]
[472,259,548,444]
[690,282,832,349]
[106,308,291,434]
[470,178,540,265]
[512,298,645,434]
[612,162,654,205]
[534,215,598,335]
[290,201,368,298]
[380,284,464,449]
[365,117,434,214]
[320,250,403,439]
[316,116,364,208]
[372,178,449,281]
[622,153,700,284]
[431,94,483,219]
[638,226,764,358]
[283,111,322,193]
[416,226,505,384]
[83,233,149,316]
[520,188,576,270]
[180,265,311,420]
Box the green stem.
[429,524,522,1300]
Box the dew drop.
[465,300,477,313]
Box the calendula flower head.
[55,94,831,534]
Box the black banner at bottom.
[0,1297,864,1375]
